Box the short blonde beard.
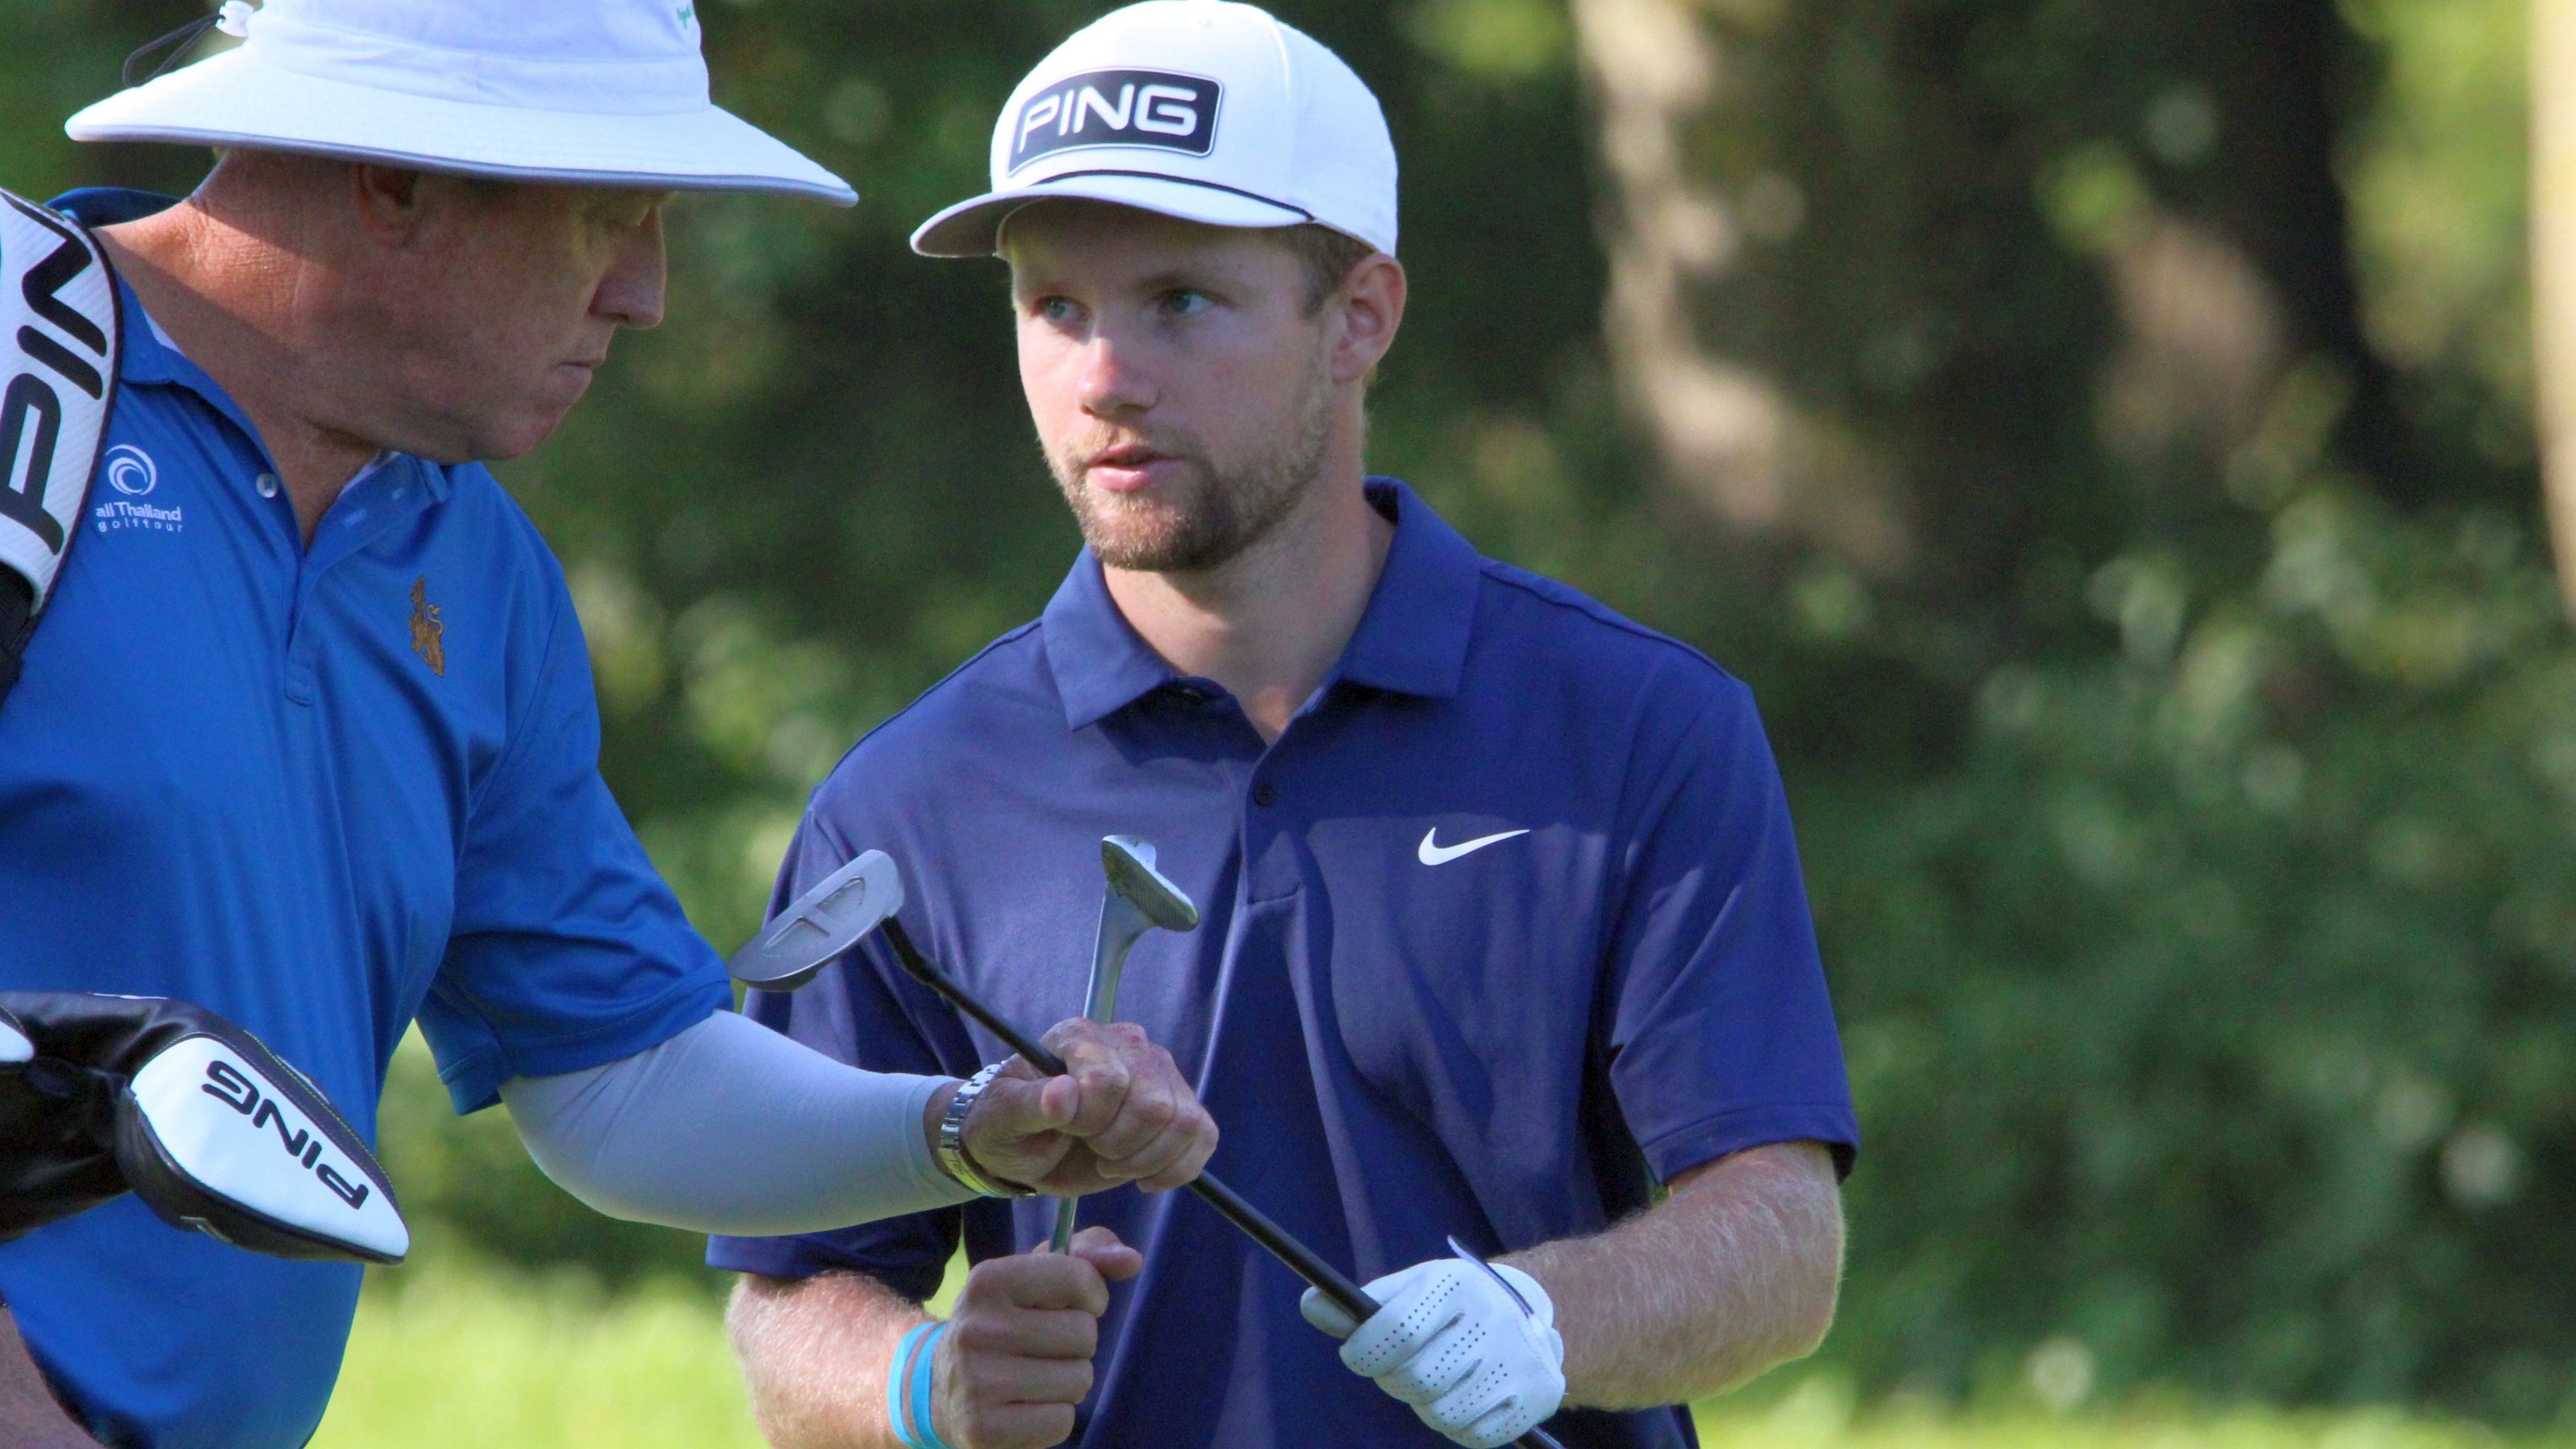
[1047,328,1336,574]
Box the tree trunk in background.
[1567,0,1790,526]
[1565,0,1910,575]
[2539,0,2576,620]
[1567,0,2408,597]
[2208,0,2423,501]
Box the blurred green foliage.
[7,0,2570,1426]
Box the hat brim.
[912,172,1309,257]
[66,49,855,206]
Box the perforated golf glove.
[0,993,407,1263]
[1299,1254,1567,1448]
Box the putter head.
[1101,836,1198,931]
[726,849,907,992]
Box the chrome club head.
[1101,836,1198,932]
[1083,836,1199,1020]
[725,849,906,991]
[1050,835,1201,1253]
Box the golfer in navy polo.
[0,3,1218,1446]
[713,6,1858,1448]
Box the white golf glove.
[1298,1255,1566,1448]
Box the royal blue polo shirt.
[709,479,1857,1449]
[0,189,730,1448]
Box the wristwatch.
[937,1062,1037,1199]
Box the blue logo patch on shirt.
[1009,68,1221,172]
[89,444,181,535]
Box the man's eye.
[1038,297,1082,324]
[1162,289,1213,316]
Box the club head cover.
[0,993,408,1264]
[0,1001,127,1241]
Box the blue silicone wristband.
[887,1322,937,1448]
[908,1322,957,1449]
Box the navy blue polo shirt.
[0,190,729,1448]
[709,480,1856,1449]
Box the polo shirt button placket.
[283,586,319,704]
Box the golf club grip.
[1158,1178,1565,1449]
[883,920,1565,1449]
[1175,1180,1563,1449]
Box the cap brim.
[66,50,856,206]
[912,172,1308,257]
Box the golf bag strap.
[0,188,122,708]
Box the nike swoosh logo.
[1418,827,1531,865]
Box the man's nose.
[1075,329,1156,417]
[595,206,668,330]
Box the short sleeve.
[1604,675,1859,1183]
[417,597,729,1114]
[705,812,1009,1298]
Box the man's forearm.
[502,1013,976,1237]
[1504,1141,1844,1410]
[728,1273,931,1449]
[0,1312,97,1448]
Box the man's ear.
[348,164,430,248]
[1330,254,1406,386]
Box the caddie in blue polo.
[0,3,1224,1446]
[713,6,1860,1448]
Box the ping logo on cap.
[1009,68,1221,172]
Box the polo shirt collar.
[1334,477,1480,701]
[1042,476,1482,732]
[1042,551,1177,732]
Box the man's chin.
[1075,493,1188,566]
[1084,518,1249,574]
[470,403,581,464]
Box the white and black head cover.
[912,0,1397,258]
[0,993,407,1264]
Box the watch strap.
[938,1062,1036,1199]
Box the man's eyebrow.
[1007,259,1241,299]
[1133,265,1233,293]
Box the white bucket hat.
[64,0,855,205]
[912,0,1396,258]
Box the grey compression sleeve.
[498,1011,981,1236]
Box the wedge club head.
[1051,834,1200,1252]
[725,849,906,991]
[1101,835,1199,935]
[1079,836,1199,1018]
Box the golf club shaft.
[881,919,1567,1449]
[1051,908,1134,1253]
[1051,928,1123,1248]
[1046,1191,1080,1253]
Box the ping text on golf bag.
[0,184,121,707]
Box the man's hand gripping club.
[724,850,1216,1203]
[906,1225,1141,1449]
[941,1017,1219,1200]
[1302,1249,1567,1449]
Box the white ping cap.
[911,1,1396,258]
